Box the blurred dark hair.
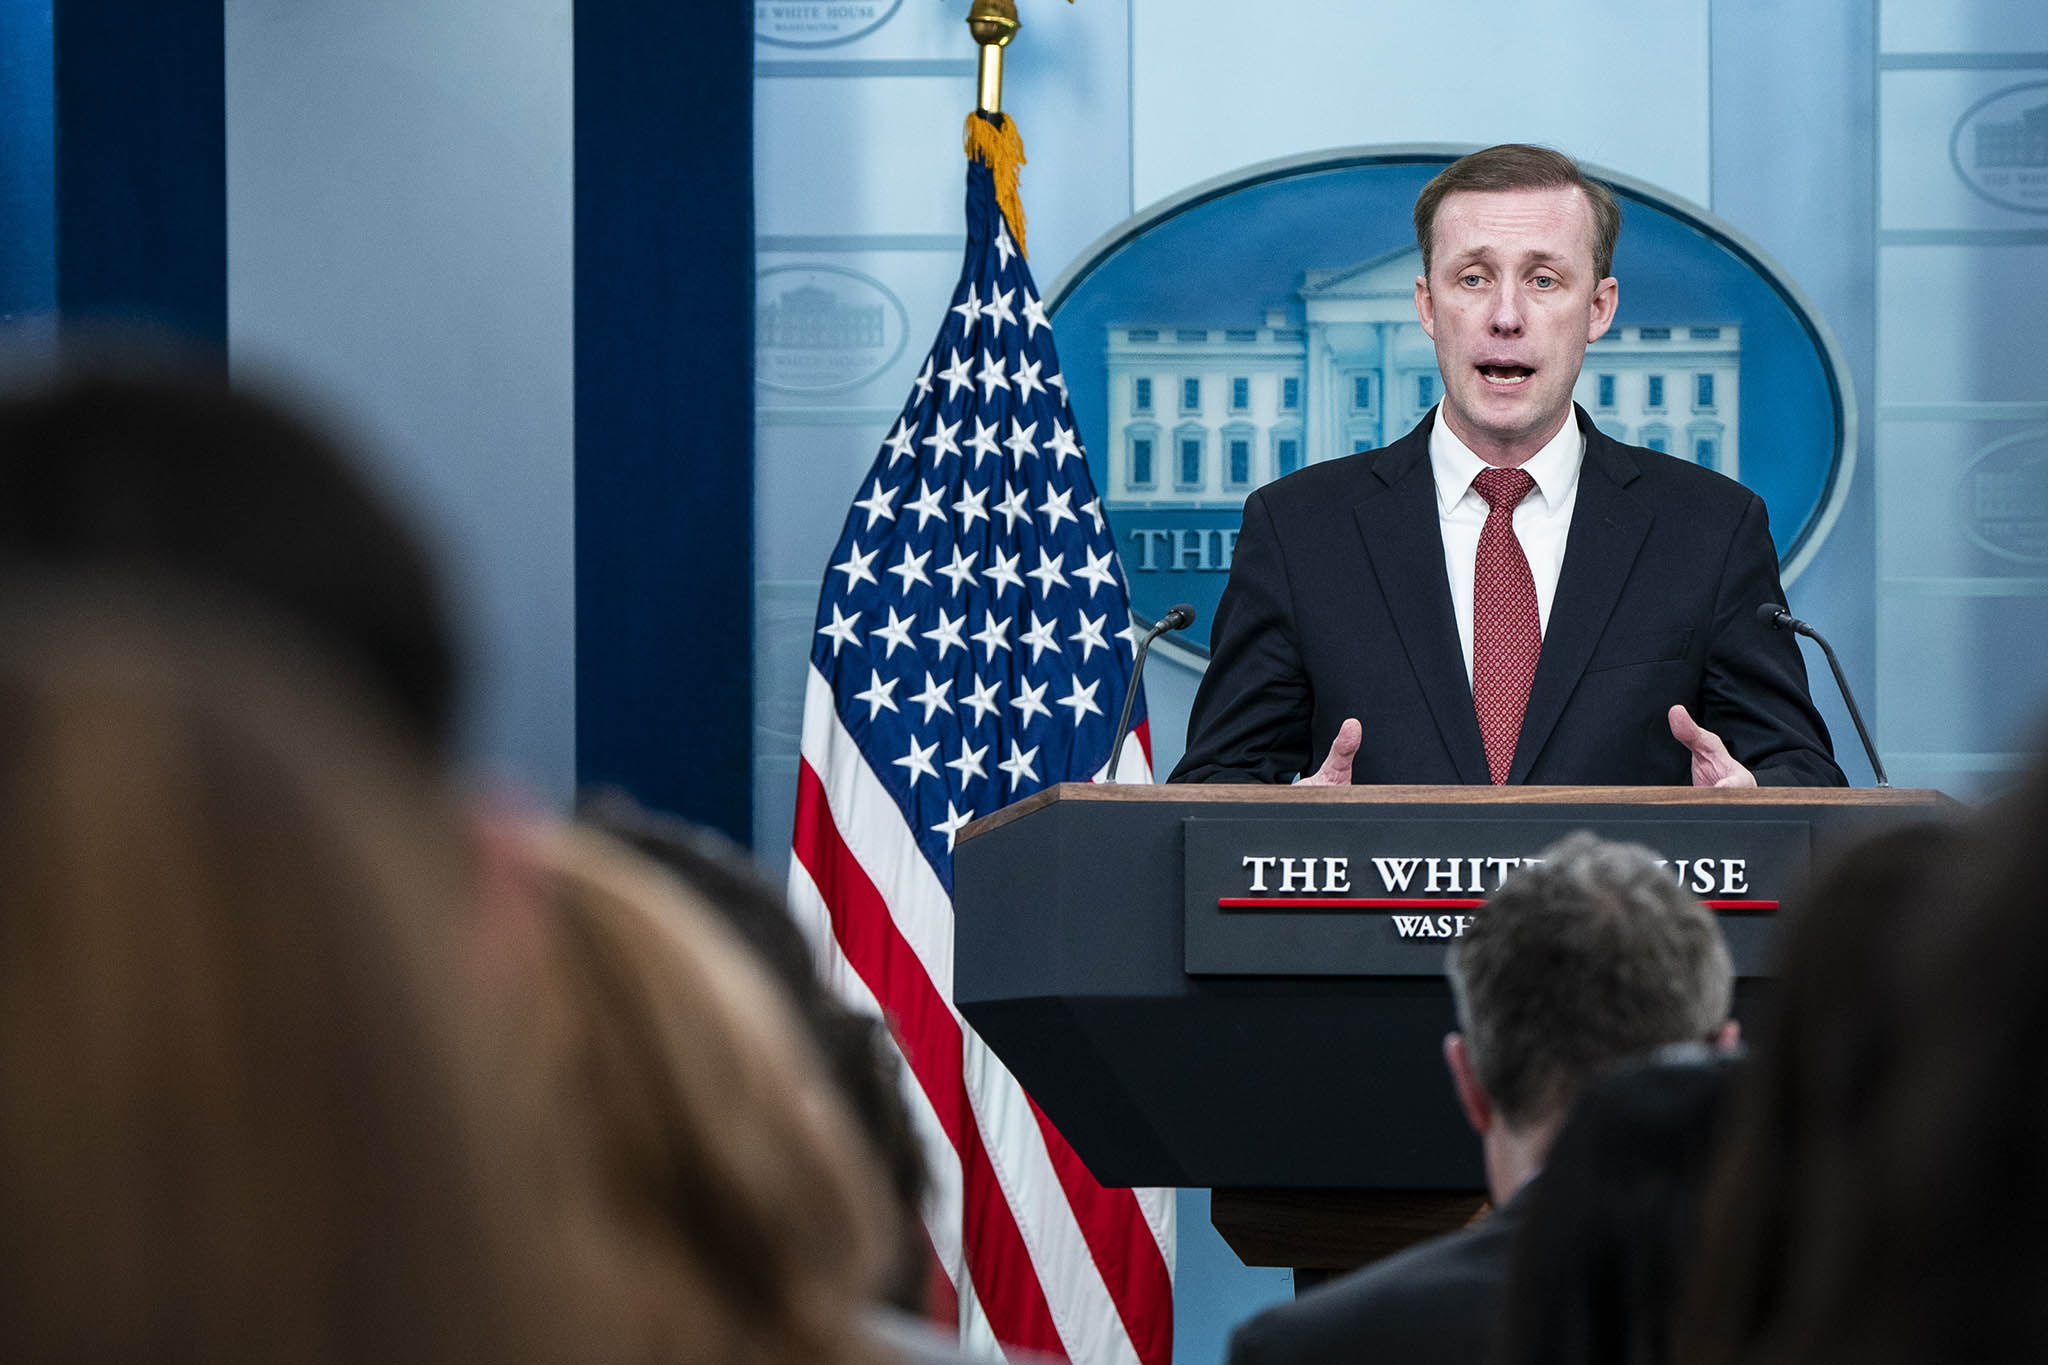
[0,355,460,758]
[1678,815,2002,1365]
[579,790,934,1314]
[1496,1051,1740,1365]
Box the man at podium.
[1170,144,1842,790]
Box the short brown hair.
[1414,143,1622,281]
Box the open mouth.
[1478,365,1534,387]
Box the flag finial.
[965,0,1019,115]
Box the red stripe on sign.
[1027,1093,1174,1365]
[1219,897,1488,909]
[1220,896,1780,912]
[791,761,1068,1360]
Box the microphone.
[1756,602,1889,787]
[1107,603,1196,782]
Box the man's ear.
[1712,1018,1742,1053]
[1414,275,1437,339]
[1443,1032,1494,1137]
[1586,275,1619,343]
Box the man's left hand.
[1667,705,1756,788]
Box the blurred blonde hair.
[526,821,897,1365]
[0,584,599,1363]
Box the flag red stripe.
[1027,1095,1175,1365]
[922,1235,960,1334]
[792,760,1069,1359]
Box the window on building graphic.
[1227,438,1252,487]
[1418,373,1438,408]
[1640,423,1670,454]
[1274,434,1302,476]
[1179,436,1203,487]
[1597,374,1616,408]
[1647,375,1666,409]
[1231,377,1250,410]
[1182,377,1201,411]
[1694,436,1717,468]
[1353,375,1373,410]
[1695,373,1715,409]
[1639,326,1671,340]
[1133,377,1152,412]
[1281,376,1301,410]
[1129,437,1154,488]
[1689,326,1721,340]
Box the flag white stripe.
[801,667,957,1003]
[786,856,967,1294]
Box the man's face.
[1414,185,1618,466]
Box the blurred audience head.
[522,821,897,1364]
[1683,790,2044,1365]
[1496,1049,1741,1365]
[1447,832,1734,1200]
[0,351,461,759]
[0,586,577,1362]
[580,790,935,1314]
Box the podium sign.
[1182,814,1811,977]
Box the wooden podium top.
[962,780,1957,842]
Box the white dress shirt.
[1428,409,1585,688]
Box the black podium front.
[952,783,1954,1270]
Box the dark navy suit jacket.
[1225,1186,1531,1365]
[1170,407,1843,787]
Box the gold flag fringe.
[964,112,1028,259]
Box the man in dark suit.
[1225,834,1739,1365]
[1171,145,1842,788]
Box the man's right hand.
[1297,717,1361,786]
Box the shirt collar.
[1428,406,1586,516]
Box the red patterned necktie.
[1471,467,1540,785]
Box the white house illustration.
[1104,246,1740,507]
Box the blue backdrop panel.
[575,0,755,841]
[0,0,54,326]
[53,0,224,344]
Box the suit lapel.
[1508,416,1651,783]
[1355,421,1492,785]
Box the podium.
[952,783,1954,1274]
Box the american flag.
[787,115,1174,1364]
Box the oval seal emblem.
[1958,426,2048,564]
[755,264,910,395]
[754,0,904,49]
[1949,80,2048,215]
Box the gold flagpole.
[965,0,1020,115]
